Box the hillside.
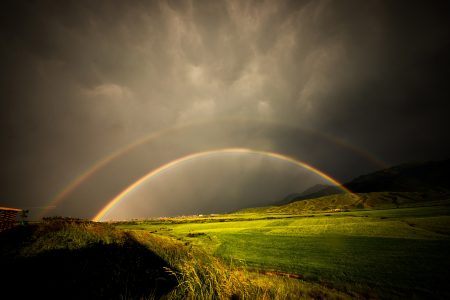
[277,184,343,205]
[280,158,450,205]
[242,191,450,215]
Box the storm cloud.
[1,0,449,219]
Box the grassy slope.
[239,192,450,214]
[131,230,349,299]
[0,218,176,300]
[116,194,450,299]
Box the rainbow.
[44,117,382,219]
[92,148,354,221]
[39,120,206,219]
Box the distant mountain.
[299,184,336,196]
[345,159,450,194]
[278,184,343,205]
[277,193,305,205]
[279,158,450,205]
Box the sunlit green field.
[116,203,450,298]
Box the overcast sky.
[1,0,449,220]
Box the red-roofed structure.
[0,207,23,232]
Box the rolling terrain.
[1,159,450,299]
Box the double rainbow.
[43,118,377,219]
[92,148,353,221]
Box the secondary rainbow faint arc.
[92,148,354,222]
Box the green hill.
[241,191,450,214]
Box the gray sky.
[1,0,449,220]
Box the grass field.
[2,192,449,299]
[116,197,450,299]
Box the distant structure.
[0,207,23,232]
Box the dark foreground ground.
[0,220,176,300]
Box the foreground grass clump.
[0,217,176,300]
[22,217,125,253]
[133,231,251,299]
[132,230,348,299]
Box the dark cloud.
[1,0,449,219]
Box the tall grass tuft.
[132,231,251,299]
[131,231,348,299]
